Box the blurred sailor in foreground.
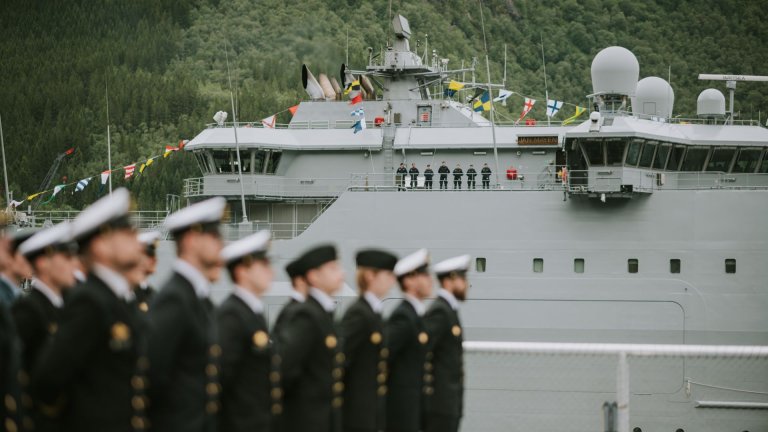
[147,197,226,432]
[0,215,25,432]
[135,231,161,313]
[12,222,77,432]
[340,249,398,432]
[423,255,470,432]
[216,230,279,432]
[277,244,345,432]
[386,249,433,432]
[33,188,147,432]
[272,257,309,335]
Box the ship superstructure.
[179,15,768,432]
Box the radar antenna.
[698,74,768,124]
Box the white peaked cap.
[221,230,271,264]
[19,222,73,258]
[71,188,132,241]
[394,248,429,277]
[137,231,162,245]
[164,197,226,233]
[433,254,472,276]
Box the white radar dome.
[591,46,639,96]
[697,88,726,117]
[633,76,674,118]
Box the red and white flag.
[124,164,136,180]
[518,98,536,123]
[100,170,110,185]
[261,115,276,128]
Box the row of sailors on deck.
[396,162,493,190]
[0,189,471,432]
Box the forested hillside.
[1,0,766,210]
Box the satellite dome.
[591,46,639,96]
[697,88,726,118]
[633,77,674,118]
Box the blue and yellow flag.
[473,91,491,112]
[444,80,464,97]
[343,80,361,96]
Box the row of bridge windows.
[194,150,282,175]
[573,138,768,173]
[474,257,737,274]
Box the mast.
[479,0,500,187]
[106,81,113,194]
[225,43,248,223]
[0,114,10,207]
[540,34,550,126]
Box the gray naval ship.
[173,15,768,432]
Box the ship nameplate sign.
[517,136,559,146]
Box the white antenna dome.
[591,46,639,96]
[633,76,674,118]
[697,88,726,118]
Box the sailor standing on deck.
[386,249,433,432]
[396,163,408,190]
[423,255,470,432]
[217,230,279,432]
[438,162,450,190]
[424,165,434,190]
[12,223,77,432]
[481,163,492,189]
[0,230,35,307]
[452,164,463,190]
[277,245,345,432]
[409,163,419,189]
[340,249,398,432]
[32,188,148,432]
[147,197,226,432]
[135,231,161,313]
[466,165,477,190]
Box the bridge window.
[476,257,486,273]
[732,148,762,173]
[581,140,604,166]
[627,259,639,273]
[706,148,737,172]
[670,259,681,274]
[574,258,585,273]
[680,147,709,171]
[666,146,685,171]
[725,259,736,274]
[533,258,544,273]
[653,144,671,169]
[638,142,657,168]
[625,139,643,166]
[266,151,282,174]
[212,150,233,173]
[605,140,626,166]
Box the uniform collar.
[234,286,264,314]
[92,263,134,302]
[309,287,336,313]
[438,288,460,311]
[404,293,426,316]
[31,278,64,308]
[290,290,306,303]
[173,259,210,299]
[363,291,383,314]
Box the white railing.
[12,210,169,230]
[463,341,768,432]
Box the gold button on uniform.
[253,330,269,348]
[206,401,219,414]
[139,302,149,312]
[271,404,283,415]
[5,394,17,412]
[380,348,389,359]
[377,385,387,396]
[370,331,382,345]
[377,373,387,384]
[325,335,337,350]
[424,362,433,371]
[132,396,146,410]
[206,364,218,377]
[378,361,387,371]
[5,418,17,432]
[132,376,145,390]
[418,332,429,344]
[270,372,281,383]
[335,352,345,363]
[131,416,145,429]
[332,368,343,379]
[332,397,343,408]
[209,344,222,357]
[333,382,344,393]
[206,383,220,395]
[48,323,58,334]
[271,388,283,399]
[424,387,434,395]
[452,325,462,337]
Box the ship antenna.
[540,33,550,126]
[224,41,249,223]
[478,0,501,188]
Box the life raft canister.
[506,166,518,180]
